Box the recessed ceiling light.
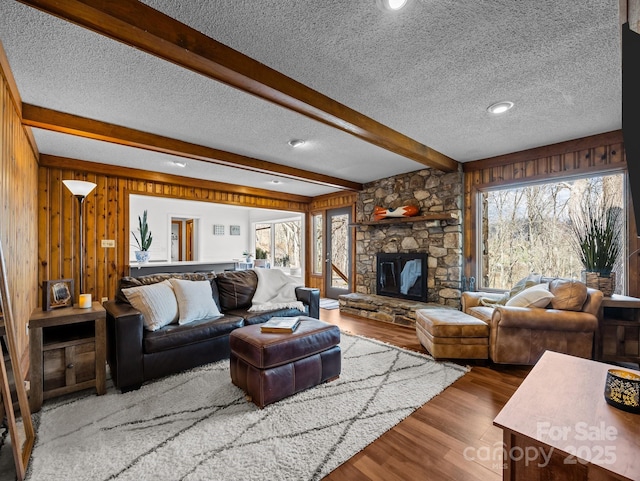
[288,139,305,148]
[171,161,187,168]
[270,180,282,185]
[487,101,514,114]
[377,0,408,10]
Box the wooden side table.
[596,295,640,366]
[28,302,106,412]
[494,351,640,481]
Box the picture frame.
[213,224,225,236]
[43,278,74,311]
[230,225,241,236]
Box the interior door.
[325,207,351,299]
[185,219,194,261]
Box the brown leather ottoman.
[229,317,341,408]
[415,308,489,360]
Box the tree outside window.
[254,219,302,273]
[481,173,624,292]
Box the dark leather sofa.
[104,270,319,392]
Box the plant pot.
[581,270,615,297]
[135,250,150,264]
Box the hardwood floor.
[319,308,531,481]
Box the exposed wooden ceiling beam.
[18,0,459,173]
[23,104,363,191]
[40,154,313,205]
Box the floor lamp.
[63,180,97,298]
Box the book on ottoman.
[260,316,300,333]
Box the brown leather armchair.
[462,279,603,364]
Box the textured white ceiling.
[0,0,622,196]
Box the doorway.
[170,218,195,261]
[186,219,194,261]
[325,207,351,299]
[171,220,183,261]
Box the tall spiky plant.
[570,201,622,275]
[132,210,153,251]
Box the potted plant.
[132,210,153,264]
[254,247,269,267]
[242,250,253,263]
[570,200,622,296]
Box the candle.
[79,293,92,309]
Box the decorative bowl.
[604,369,640,414]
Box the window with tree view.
[313,214,323,275]
[255,219,302,275]
[480,173,625,291]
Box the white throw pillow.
[169,278,221,324]
[122,280,179,331]
[506,283,554,308]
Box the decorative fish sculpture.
[373,205,419,221]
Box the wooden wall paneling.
[84,172,98,298]
[610,142,625,167]
[38,167,314,301]
[0,64,38,365]
[61,171,74,288]
[565,150,578,171]
[95,175,107,299]
[117,179,128,282]
[578,148,591,168]
[106,177,118,298]
[48,169,61,280]
[37,167,48,307]
[463,174,476,282]
[595,145,608,167]
[93,176,103,297]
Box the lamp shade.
[62,180,97,197]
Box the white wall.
[130,195,252,263]
[129,195,305,266]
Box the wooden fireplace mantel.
[351,213,457,226]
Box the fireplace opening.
[376,252,428,302]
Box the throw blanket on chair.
[248,268,305,312]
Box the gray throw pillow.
[122,280,179,331]
[169,278,221,324]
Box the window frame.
[474,168,628,293]
[311,212,324,276]
[252,215,305,276]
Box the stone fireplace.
[341,168,463,327]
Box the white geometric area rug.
[26,333,468,481]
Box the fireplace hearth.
[376,252,428,302]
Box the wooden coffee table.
[494,351,640,481]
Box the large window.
[479,173,625,291]
[254,218,302,275]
